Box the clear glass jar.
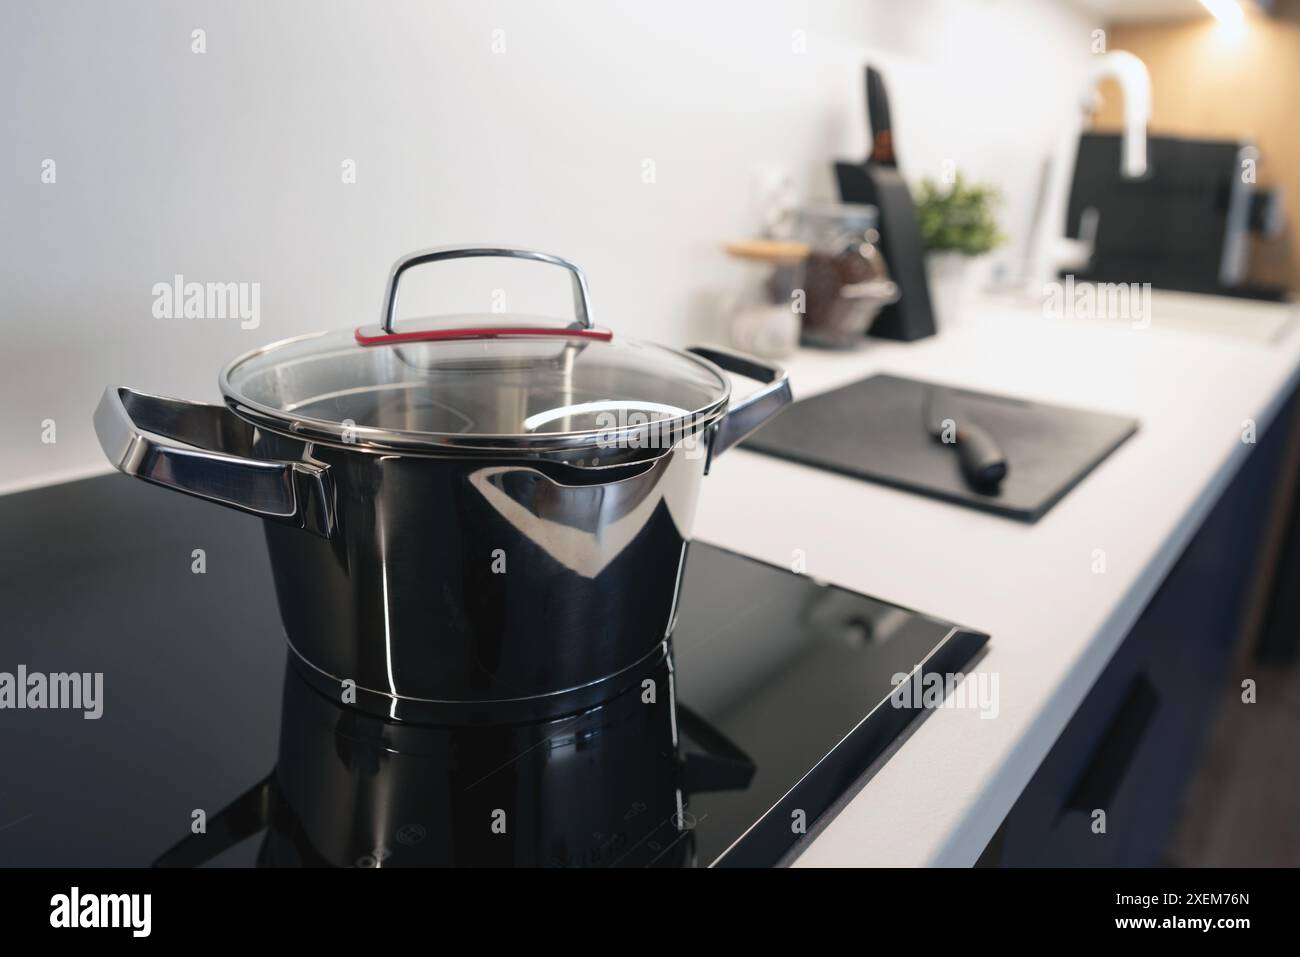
[789,203,899,349]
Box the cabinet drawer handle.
[1060,673,1159,819]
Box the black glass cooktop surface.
[0,476,986,867]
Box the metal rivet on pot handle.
[380,246,595,334]
[685,346,792,464]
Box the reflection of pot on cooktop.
[155,650,756,868]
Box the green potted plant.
[915,173,1004,327]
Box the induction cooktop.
[0,476,986,867]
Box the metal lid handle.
[380,246,595,334]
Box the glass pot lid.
[219,248,731,455]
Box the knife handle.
[866,67,895,166]
[957,423,1008,489]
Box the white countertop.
[691,290,1300,867]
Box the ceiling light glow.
[1199,0,1246,27]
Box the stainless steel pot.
[95,247,791,721]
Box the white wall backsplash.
[1,0,1099,492]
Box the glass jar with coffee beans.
[779,204,899,349]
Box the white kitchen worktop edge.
[688,292,1300,868]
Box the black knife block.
[835,161,936,342]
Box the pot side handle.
[94,387,333,537]
[685,347,792,462]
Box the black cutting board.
[743,373,1139,522]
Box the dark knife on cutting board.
[923,386,1009,492]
